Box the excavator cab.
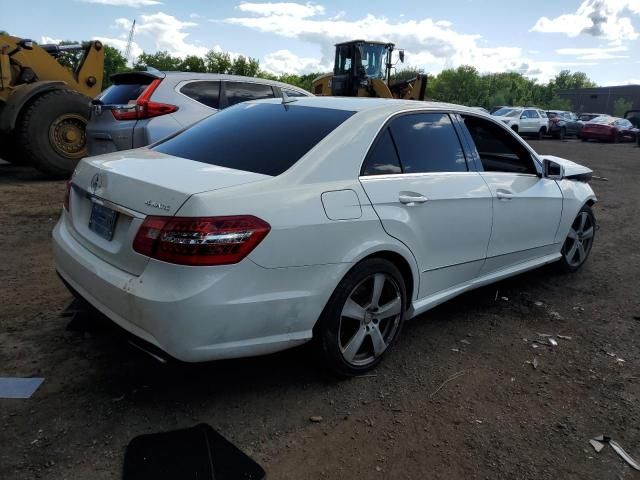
[331,40,394,96]
[312,39,426,101]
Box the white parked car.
[493,107,549,139]
[53,97,597,376]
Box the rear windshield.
[99,83,148,105]
[153,103,355,176]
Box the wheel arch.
[0,81,67,133]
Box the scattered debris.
[375,466,382,472]
[549,311,563,320]
[0,377,44,399]
[531,344,540,349]
[534,301,544,307]
[430,370,466,398]
[557,335,573,341]
[525,358,539,370]
[309,416,323,423]
[451,348,460,353]
[112,393,126,402]
[591,175,608,181]
[459,339,470,345]
[590,438,605,453]
[494,290,499,301]
[537,333,553,338]
[616,358,625,364]
[548,338,558,347]
[500,296,509,302]
[591,435,640,471]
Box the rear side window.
[282,89,308,98]
[362,129,401,176]
[180,81,220,109]
[99,83,148,105]
[387,113,467,173]
[153,103,354,176]
[225,82,275,107]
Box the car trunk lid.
[66,149,271,275]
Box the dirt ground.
[0,139,639,479]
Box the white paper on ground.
[0,377,44,398]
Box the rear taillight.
[133,215,271,266]
[111,79,178,121]
[63,179,72,211]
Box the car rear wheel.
[558,127,566,141]
[316,258,406,376]
[558,205,595,272]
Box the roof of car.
[250,96,493,115]
[157,71,311,94]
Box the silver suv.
[86,71,312,156]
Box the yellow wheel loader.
[0,35,104,178]
[311,40,427,100]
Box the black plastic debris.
[123,423,266,480]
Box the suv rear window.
[99,83,149,105]
[153,103,354,176]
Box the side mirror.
[543,159,564,180]
[18,39,34,50]
[399,50,405,63]
[520,114,527,119]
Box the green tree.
[205,51,232,73]
[134,51,181,71]
[179,55,206,73]
[613,97,633,117]
[230,55,260,77]
[102,45,128,89]
[0,30,9,36]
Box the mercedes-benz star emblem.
[90,173,102,193]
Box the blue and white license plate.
[88,202,118,241]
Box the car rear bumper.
[53,215,344,362]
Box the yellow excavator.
[312,40,427,100]
[0,35,104,178]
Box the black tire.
[558,205,595,273]
[558,127,566,141]
[18,89,91,178]
[612,132,621,143]
[537,127,545,140]
[581,136,588,142]
[315,258,407,377]
[511,125,519,134]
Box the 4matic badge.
[145,200,171,212]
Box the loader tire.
[18,89,91,179]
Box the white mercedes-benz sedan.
[53,96,597,376]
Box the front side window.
[461,115,537,175]
[361,129,402,176]
[153,103,354,176]
[335,45,353,75]
[225,82,275,107]
[180,81,220,109]
[388,113,467,173]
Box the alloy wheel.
[338,273,402,367]
[562,211,595,268]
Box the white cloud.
[112,12,209,59]
[262,49,328,75]
[556,45,629,60]
[223,3,577,81]
[41,36,62,44]
[78,0,162,6]
[237,2,325,18]
[531,0,640,42]
[95,36,143,64]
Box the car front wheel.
[316,258,406,376]
[558,205,595,272]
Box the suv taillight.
[111,79,178,121]
[63,179,72,211]
[133,215,271,266]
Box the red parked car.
[581,116,639,143]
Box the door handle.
[496,191,514,200]
[399,192,428,205]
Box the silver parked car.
[86,71,312,156]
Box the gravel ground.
[0,139,639,479]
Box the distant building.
[557,85,640,115]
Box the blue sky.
[6,0,640,85]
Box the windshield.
[589,116,613,124]
[492,108,514,116]
[505,109,523,118]
[153,103,355,176]
[357,44,388,79]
